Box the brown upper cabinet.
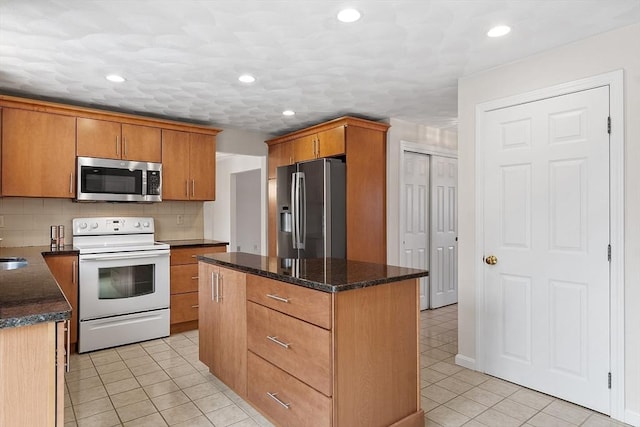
[77,117,161,162]
[266,116,390,264]
[162,129,216,201]
[1,108,76,198]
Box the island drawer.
[248,352,332,427]
[247,301,332,396]
[246,275,332,329]
[170,246,225,266]
[170,264,199,294]
[170,292,199,324]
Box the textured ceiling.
[0,1,638,136]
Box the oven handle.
[80,250,169,261]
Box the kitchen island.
[198,252,428,427]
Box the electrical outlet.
[0,215,4,228]
[176,214,184,225]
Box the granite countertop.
[198,252,428,293]
[160,239,229,248]
[0,246,72,329]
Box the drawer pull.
[267,335,290,349]
[266,294,289,303]
[191,255,197,258]
[191,276,199,280]
[191,305,199,308]
[267,392,291,409]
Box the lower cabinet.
[170,245,226,333]
[198,263,247,396]
[45,254,78,349]
[0,321,66,426]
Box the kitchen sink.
[0,257,28,271]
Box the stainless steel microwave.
[76,157,162,202]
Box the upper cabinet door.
[316,126,345,158]
[121,124,161,162]
[77,118,161,162]
[293,134,317,163]
[77,117,121,159]
[189,133,216,201]
[161,129,190,200]
[2,108,76,198]
[267,142,294,179]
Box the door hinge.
[607,116,611,134]
[608,372,612,389]
[608,244,611,262]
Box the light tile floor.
[64,304,630,427]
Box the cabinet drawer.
[248,302,331,396]
[170,246,226,265]
[248,352,331,427]
[170,292,199,324]
[247,275,331,329]
[170,264,199,294]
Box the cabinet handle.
[123,138,127,157]
[72,261,77,285]
[267,392,291,409]
[211,272,218,302]
[69,173,74,194]
[191,276,198,280]
[266,294,289,303]
[218,273,223,301]
[116,136,119,156]
[185,180,189,197]
[267,335,290,349]
[65,319,71,372]
[191,255,198,258]
[191,305,199,309]
[191,179,195,197]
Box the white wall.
[231,168,262,253]
[216,127,270,157]
[204,154,267,253]
[457,23,640,422]
[386,117,457,266]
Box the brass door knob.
[485,255,498,265]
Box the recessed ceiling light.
[337,8,361,23]
[282,110,295,116]
[105,74,125,83]
[238,74,256,83]
[487,25,511,38]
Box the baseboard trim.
[455,354,476,370]
[624,409,640,427]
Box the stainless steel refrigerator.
[276,158,346,259]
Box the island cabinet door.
[198,262,247,396]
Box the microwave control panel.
[147,171,161,195]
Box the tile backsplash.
[0,197,204,247]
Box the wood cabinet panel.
[247,301,332,396]
[77,117,121,159]
[268,142,293,179]
[162,130,216,201]
[317,126,345,158]
[246,274,331,329]
[45,255,78,346]
[292,134,317,163]
[170,264,199,294]
[161,129,190,200]
[189,133,216,201]
[247,352,332,427]
[170,292,199,324]
[1,108,76,198]
[198,263,247,395]
[121,123,161,162]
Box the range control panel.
[72,217,155,236]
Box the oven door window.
[98,264,155,299]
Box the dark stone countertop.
[0,246,72,329]
[159,239,229,248]
[198,252,428,293]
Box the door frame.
[473,70,624,419]
[399,141,457,309]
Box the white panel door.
[402,151,430,310]
[430,156,458,308]
[482,86,610,413]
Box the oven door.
[79,249,169,320]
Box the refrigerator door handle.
[290,172,298,249]
[298,172,306,250]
